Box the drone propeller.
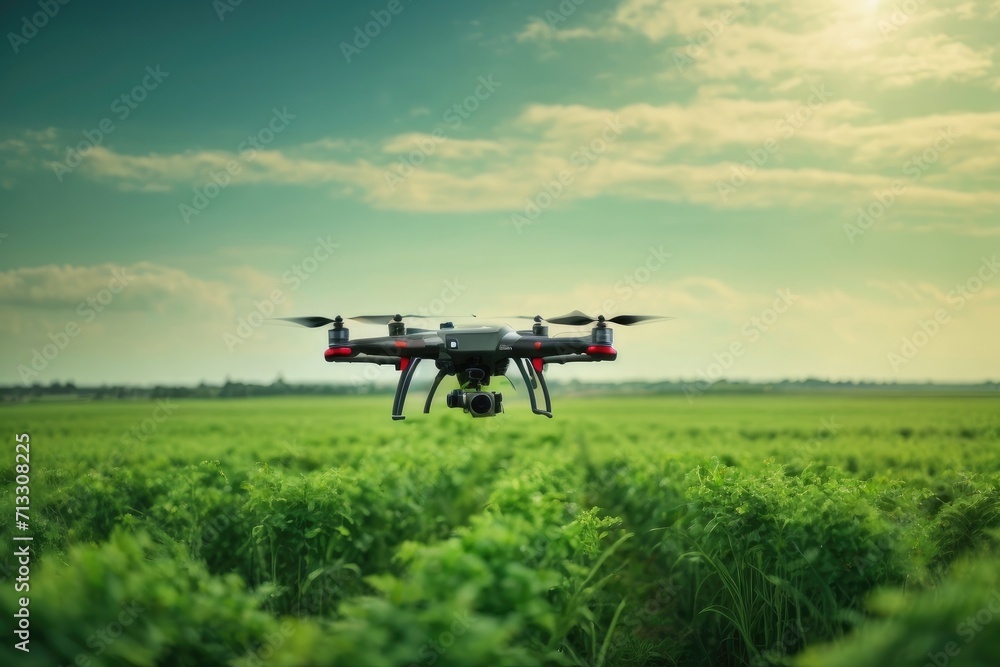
[499,311,672,326]
[600,314,673,326]
[275,313,475,328]
[349,313,475,325]
[276,316,340,328]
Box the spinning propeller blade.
[605,314,673,325]
[350,314,475,325]
[275,314,476,328]
[547,310,597,326]
[275,316,337,328]
[496,312,673,326]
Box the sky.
[0,0,998,387]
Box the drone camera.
[446,389,502,417]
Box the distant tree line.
[0,379,384,402]
[0,377,996,403]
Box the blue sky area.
[1,0,997,385]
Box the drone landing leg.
[423,368,448,414]
[513,357,552,418]
[535,366,553,416]
[392,357,422,421]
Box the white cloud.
[381,134,507,159]
[2,40,998,237]
[0,262,234,313]
[518,0,996,90]
[4,96,997,228]
[515,17,611,43]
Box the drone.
[277,311,671,420]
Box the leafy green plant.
[0,529,288,666]
[2,394,999,666]
[796,550,1000,667]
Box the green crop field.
[2,394,999,666]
